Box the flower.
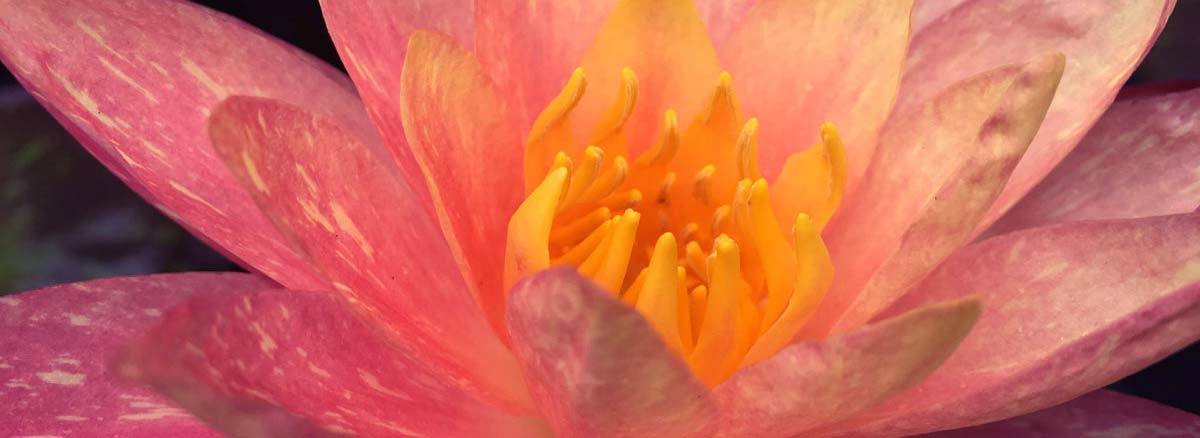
[1,0,1198,436]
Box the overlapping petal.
[714,296,982,438]
[319,0,472,212]
[722,0,913,182]
[0,0,381,290]
[120,289,550,438]
[399,31,525,336]
[474,0,616,127]
[506,268,718,438]
[990,83,1200,235]
[1,273,275,438]
[810,54,1064,336]
[572,0,724,156]
[207,96,533,412]
[827,213,1200,437]
[897,0,1175,231]
[922,390,1200,438]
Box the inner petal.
[505,68,846,386]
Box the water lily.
[1,0,1198,436]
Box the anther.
[692,164,716,206]
[735,119,761,181]
[657,172,677,205]
[635,110,680,167]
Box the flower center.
[504,68,846,386]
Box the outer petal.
[828,213,1200,437]
[474,0,616,127]
[506,267,718,438]
[208,96,533,413]
[0,0,378,289]
[921,390,1200,438]
[399,31,524,336]
[897,0,1176,231]
[714,296,982,438]
[810,54,1063,336]
[319,0,472,212]
[722,0,914,181]
[989,83,1200,235]
[1,273,274,438]
[120,289,550,438]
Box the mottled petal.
[722,0,913,182]
[830,213,1200,437]
[911,0,972,33]
[1,273,275,438]
[208,96,533,413]
[120,289,550,438]
[811,54,1064,335]
[319,0,471,212]
[714,297,982,438]
[898,0,1175,231]
[506,267,717,438]
[474,0,616,127]
[399,31,524,336]
[990,83,1200,235]
[0,0,379,290]
[920,390,1200,438]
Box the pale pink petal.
[318,0,472,211]
[0,0,380,290]
[398,31,524,336]
[120,289,551,438]
[506,267,717,438]
[714,296,982,438]
[208,96,533,413]
[920,390,1200,438]
[473,0,616,127]
[810,54,1064,336]
[911,0,972,33]
[825,213,1200,437]
[694,0,760,48]
[989,83,1200,235]
[897,0,1176,232]
[722,0,913,182]
[1,273,275,438]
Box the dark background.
[1,0,1198,416]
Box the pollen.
[504,67,845,386]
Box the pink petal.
[318,0,472,212]
[473,0,616,127]
[920,390,1200,438]
[989,83,1200,235]
[1,273,275,438]
[120,289,551,437]
[897,0,1176,232]
[207,96,534,413]
[399,31,524,336]
[714,296,982,438]
[911,0,972,33]
[0,0,378,290]
[694,0,760,48]
[506,267,718,438]
[827,213,1200,437]
[722,0,914,182]
[811,54,1064,336]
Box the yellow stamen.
[690,235,744,386]
[552,218,614,266]
[636,233,684,353]
[507,67,843,387]
[550,207,612,248]
[561,146,605,207]
[524,69,586,191]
